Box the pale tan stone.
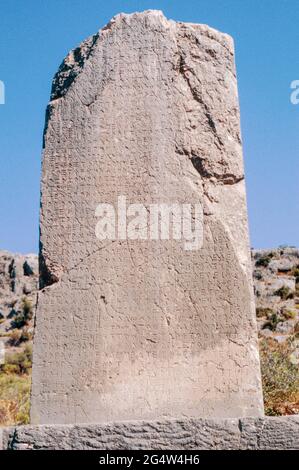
[31,10,264,424]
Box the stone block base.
[1,416,298,450]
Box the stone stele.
[31,10,264,424]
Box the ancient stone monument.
[31,10,264,424]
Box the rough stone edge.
[42,10,234,150]
[1,417,298,450]
[49,9,233,104]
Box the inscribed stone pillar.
[31,10,264,424]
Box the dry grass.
[0,373,31,425]
[260,338,299,416]
[0,344,32,426]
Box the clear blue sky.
[0,0,298,253]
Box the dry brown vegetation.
[0,345,32,425]
[260,338,299,415]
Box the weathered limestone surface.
[1,417,299,450]
[31,10,264,424]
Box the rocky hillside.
[0,251,38,425]
[0,248,298,424]
[0,251,38,349]
[253,247,299,343]
[252,247,299,415]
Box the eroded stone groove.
[190,155,245,185]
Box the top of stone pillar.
[49,10,234,101]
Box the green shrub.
[262,312,280,331]
[11,297,33,329]
[253,271,263,280]
[255,256,272,268]
[274,286,294,300]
